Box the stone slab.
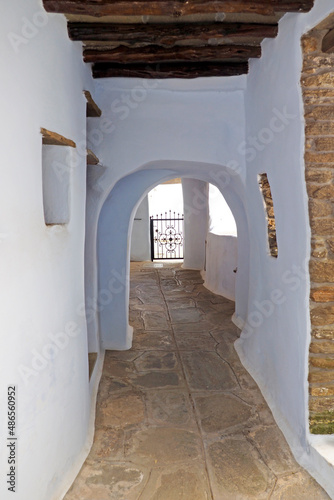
[175,331,218,351]
[271,471,329,499]
[132,330,176,350]
[125,427,203,466]
[146,390,197,428]
[65,461,148,500]
[134,351,178,372]
[181,351,238,391]
[194,393,253,433]
[142,310,170,330]
[96,392,146,429]
[169,307,204,323]
[207,437,274,498]
[245,426,300,475]
[140,463,211,500]
[131,371,182,389]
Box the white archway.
[95,160,250,349]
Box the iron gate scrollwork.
[150,211,184,260]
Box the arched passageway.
[96,160,250,350]
[65,261,329,499]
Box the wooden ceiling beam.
[43,0,314,18]
[84,44,261,63]
[68,22,278,45]
[92,61,249,78]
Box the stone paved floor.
[65,262,330,500]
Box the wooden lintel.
[84,44,261,64]
[322,29,334,53]
[41,128,76,147]
[68,22,278,45]
[43,1,314,17]
[83,90,102,117]
[87,149,100,165]
[92,61,249,78]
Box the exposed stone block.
[312,328,334,340]
[305,169,333,183]
[305,107,334,121]
[315,137,334,151]
[305,151,334,164]
[309,396,334,412]
[307,184,334,199]
[310,340,334,353]
[310,385,334,397]
[327,239,334,254]
[309,200,333,218]
[302,72,334,88]
[310,305,334,326]
[310,287,334,302]
[309,356,334,369]
[310,219,334,236]
[309,261,334,282]
[301,35,320,54]
[303,89,334,104]
[306,122,334,136]
[309,369,334,383]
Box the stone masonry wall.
[301,23,334,434]
[258,173,278,258]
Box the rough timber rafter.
[42,0,314,79]
[84,44,261,64]
[68,22,278,45]
[92,61,249,78]
[43,0,314,17]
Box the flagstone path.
[64,262,329,499]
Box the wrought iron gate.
[150,211,184,260]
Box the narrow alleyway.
[65,263,329,499]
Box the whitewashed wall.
[182,178,209,270]
[130,196,150,261]
[3,1,333,498]
[204,234,238,301]
[0,2,99,499]
[238,1,334,496]
[87,82,250,350]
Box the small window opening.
[258,173,278,258]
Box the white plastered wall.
[204,184,238,300]
[90,2,334,495]
[182,178,209,270]
[237,1,334,496]
[0,2,102,499]
[130,196,150,261]
[86,81,249,350]
[97,161,250,350]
